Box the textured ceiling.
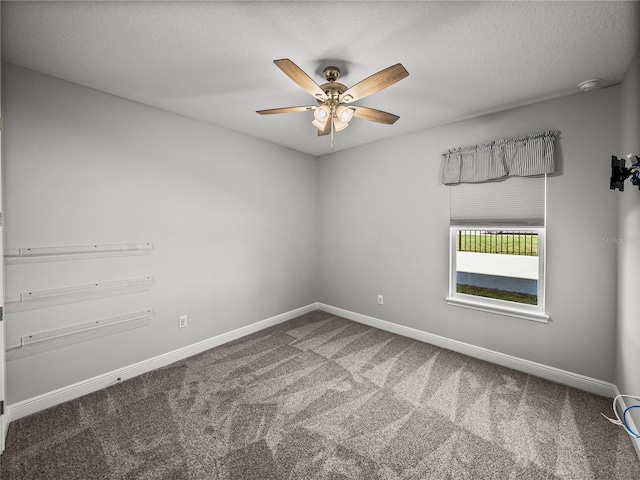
[2,1,640,157]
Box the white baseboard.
[318,303,617,398]
[5,303,318,428]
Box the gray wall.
[616,47,640,399]
[2,64,319,403]
[318,87,620,381]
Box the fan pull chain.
[330,117,335,151]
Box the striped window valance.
[442,130,559,185]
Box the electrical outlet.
[377,295,384,305]
[179,315,188,328]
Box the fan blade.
[339,64,409,103]
[352,106,400,125]
[317,117,331,136]
[274,59,327,101]
[257,106,315,115]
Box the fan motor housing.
[320,66,347,102]
[319,82,347,97]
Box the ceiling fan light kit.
[257,59,409,150]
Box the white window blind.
[450,175,546,226]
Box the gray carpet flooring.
[1,310,639,479]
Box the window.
[445,176,549,322]
[447,227,547,322]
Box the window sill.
[445,296,550,324]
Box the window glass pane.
[455,230,538,305]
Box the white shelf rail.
[5,242,153,261]
[19,276,155,303]
[20,309,154,346]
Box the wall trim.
[318,303,617,398]
[4,303,318,430]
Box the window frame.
[446,225,549,323]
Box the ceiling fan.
[257,59,409,148]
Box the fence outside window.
[456,230,538,256]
